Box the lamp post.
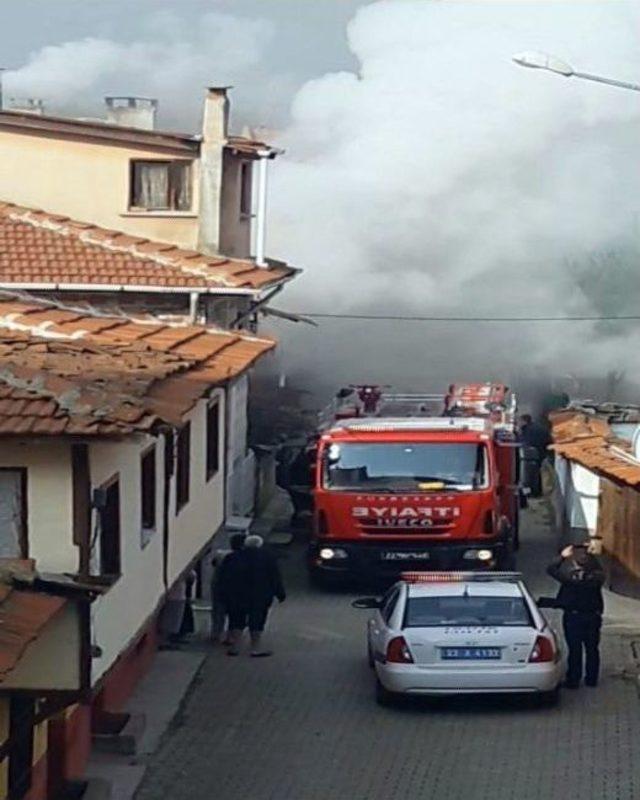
[512,51,640,93]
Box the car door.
[369,586,401,661]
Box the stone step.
[92,712,146,756]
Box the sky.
[2,1,640,403]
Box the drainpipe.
[254,152,270,267]
[189,291,200,323]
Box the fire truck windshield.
[323,443,489,492]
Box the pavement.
[133,499,640,800]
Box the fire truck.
[309,383,521,583]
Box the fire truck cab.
[309,384,520,583]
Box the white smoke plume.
[267,0,640,399]
[4,10,276,126]
[4,1,640,402]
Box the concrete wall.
[0,440,77,572]
[553,455,601,536]
[168,390,226,583]
[0,129,200,248]
[88,435,166,684]
[219,152,252,259]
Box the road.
[136,501,640,800]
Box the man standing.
[243,535,286,658]
[547,543,605,688]
[210,534,245,644]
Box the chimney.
[197,87,231,256]
[9,97,45,115]
[105,96,157,130]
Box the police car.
[353,572,563,706]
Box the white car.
[355,571,564,706]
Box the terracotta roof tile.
[551,411,640,488]
[0,203,296,292]
[0,295,275,436]
[0,586,67,679]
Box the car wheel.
[375,678,395,707]
[538,686,560,708]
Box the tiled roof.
[0,202,296,292]
[550,411,640,489]
[0,582,67,679]
[0,295,275,436]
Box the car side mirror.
[351,597,381,610]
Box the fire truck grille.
[359,523,454,535]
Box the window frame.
[128,159,193,212]
[140,445,157,546]
[239,161,253,217]
[98,474,121,579]
[0,467,29,559]
[175,422,191,513]
[206,400,221,481]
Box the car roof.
[406,581,524,599]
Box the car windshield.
[323,442,489,491]
[405,595,531,627]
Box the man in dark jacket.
[243,535,286,657]
[547,544,605,688]
[218,534,286,657]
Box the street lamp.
[512,51,640,93]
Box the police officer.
[547,543,605,688]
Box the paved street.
[136,502,640,800]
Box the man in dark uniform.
[547,543,605,688]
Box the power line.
[293,312,640,323]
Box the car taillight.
[386,636,414,664]
[483,510,494,534]
[528,635,555,663]
[316,510,328,536]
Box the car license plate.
[380,551,429,561]
[441,647,502,660]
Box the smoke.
[4,1,640,402]
[266,0,640,399]
[4,10,277,126]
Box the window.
[206,402,220,480]
[324,443,489,492]
[130,160,192,211]
[140,447,156,545]
[176,423,191,512]
[240,161,252,216]
[99,478,121,577]
[0,468,28,558]
[405,595,531,628]
[381,587,400,624]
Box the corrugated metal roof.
[0,585,67,679]
[0,296,275,436]
[0,202,296,292]
[550,411,640,488]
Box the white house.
[0,293,275,798]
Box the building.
[0,293,275,799]
[0,89,280,265]
[550,405,640,579]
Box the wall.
[598,479,640,578]
[553,455,600,536]
[168,391,226,584]
[0,440,76,572]
[0,129,200,248]
[219,152,252,259]
[89,435,165,684]
[226,376,255,516]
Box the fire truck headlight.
[463,549,493,562]
[319,547,348,560]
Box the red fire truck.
[309,384,520,583]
